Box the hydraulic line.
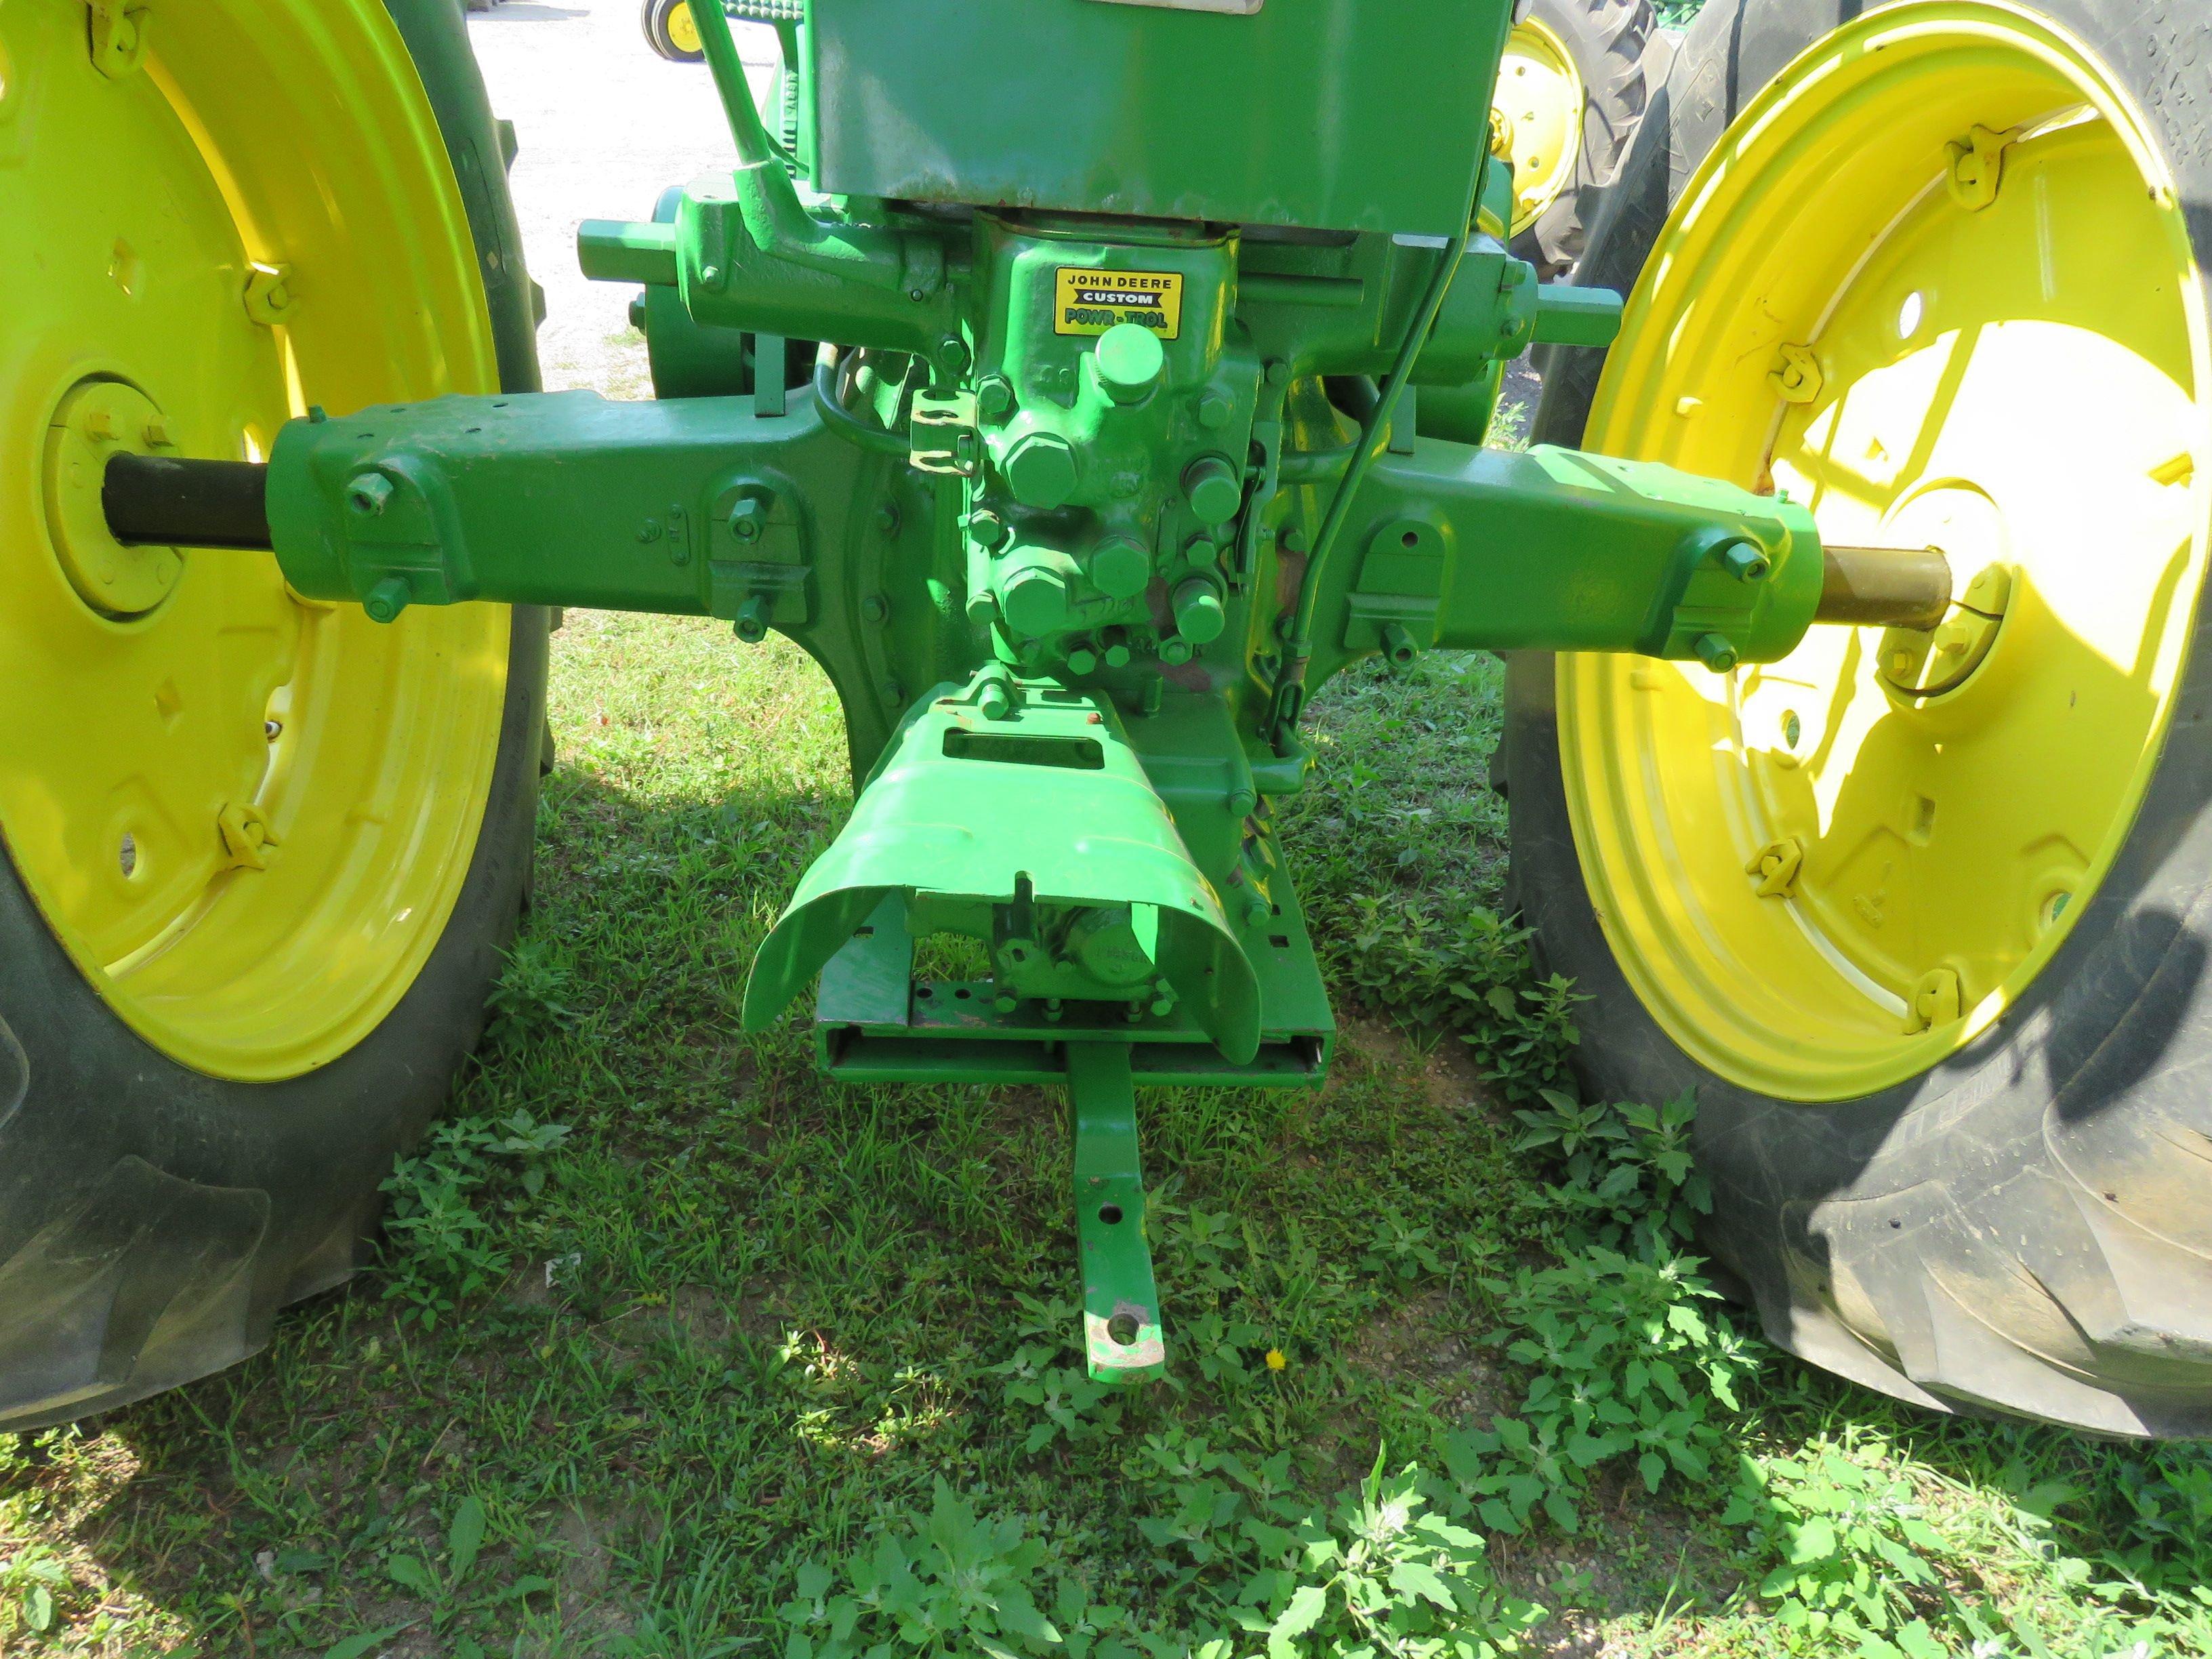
[1269,173,1487,745]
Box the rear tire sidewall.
[1513,0,2212,1433]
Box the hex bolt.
[363,575,412,623]
[937,335,970,374]
[1004,432,1080,510]
[1067,647,1099,675]
[1720,541,1771,583]
[1694,633,1740,674]
[975,375,1015,422]
[1197,391,1233,431]
[999,559,1076,637]
[733,594,772,642]
[729,497,769,542]
[1090,537,1153,602]
[861,594,890,623]
[347,472,394,516]
[1227,786,1258,818]
[875,499,902,536]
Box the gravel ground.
[466,0,777,394]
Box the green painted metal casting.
[227,0,1843,1380]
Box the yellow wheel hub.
[667,1,704,57]
[0,0,512,1081]
[1496,18,1584,237]
[1563,2,2209,1100]
[43,380,185,618]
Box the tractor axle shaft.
[1816,543,1954,630]
[103,453,271,552]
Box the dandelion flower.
[1265,1348,1288,1371]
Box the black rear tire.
[1513,0,1671,279]
[1511,0,2212,1437]
[0,0,550,1435]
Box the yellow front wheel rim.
[1496,17,1585,237]
[1563,1,2210,1101]
[667,2,704,57]
[0,0,511,1082]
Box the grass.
[5,619,2211,1656]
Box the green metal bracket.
[1067,1043,1166,1385]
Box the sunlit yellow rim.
[1497,16,1585,238]
[667,1,704,58]
[1562,1,2209,1101]
[0,0,512,1081]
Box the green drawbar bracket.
[1067,1044,1166,1383]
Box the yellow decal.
[1054,268,1185,339]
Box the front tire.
[642,0,708,63]
[1511,0,2212,1436]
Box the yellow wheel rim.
[667,2,703,58]
[0,0,511,1082]
[1562,1,2209,1101]
[1496,17,1585,238]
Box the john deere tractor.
[3,0,2207,1439]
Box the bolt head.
[1003,433,1080,510]
[999,562,1073,637]
[729,498,767,541]
[1693,633,1740,674]
[1094,322,1165,405]
[1172,577,1227,644]
[1090,537,1152,601]
[965,508,1008,551]
[975,376,1015,422]
[1197,392,1233,431]
[1183,455,1242,526]
[347,472,395,516]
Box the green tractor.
[644,0,1673,273]
[2,0,2207,1439]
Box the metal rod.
[102,453,272,552]
[1816,544,1954,630]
